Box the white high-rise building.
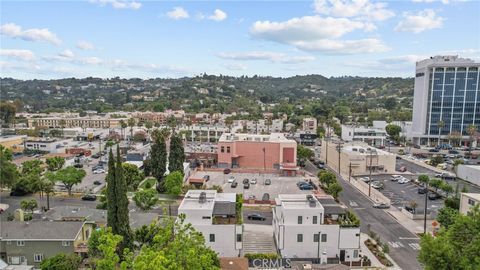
[411,56,480,146]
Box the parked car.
[81,194,97,201]
[74,163,84,168]
[371,181,384,189]
[418,187,428,194]
[93,180,102,185]
[227,176,236,183]
[243,178,249,184]
[10,189,29,196]
[448,149,460,154]
[298,183,313,190]
[93,169,105,174]
[398,177,410,184]
[92,166,103,172]
[413,144,421,149]
[373,202,390,209]
[398,166,407,172]
[203,175,210,182]
[264,179,271,185]
[250,178,257,184]
[296,181,308,187]
[243,182,250,189]
[223,168,231,174]
[317,164,325,170]
[248,195,256,200]
[429,148,440,153]
[428,193,441,200]
[359,177,371,183]
[231,181,238,188]
[247,214,266,221]
[391,175,401,181]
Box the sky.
[1,0,479,79]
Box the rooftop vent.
[306,195,316,207]
[199,192,207,204]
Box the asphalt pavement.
[243,209,273,225]
[305,160,423,270]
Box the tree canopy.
[164,171,183,196]
[46,166,86,195]
[134,189,159,211]
[168,135,185,174]
[0,145,17,188]
[40,253,81,270]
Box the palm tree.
[467,124,477,157]
[119,120,128,141]
[127,118,136,141]
[437,120,445,147]
[58,119,66,137]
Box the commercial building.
[24,139,70,154]
[273,194,361,262]
[217,133,298,176]
[302,117,318,133]
[320,140,396,176]
[456,165,480,186]
[0,221,94,268]
[27,117,128,129]
[459,193,480,215]
[341,124,387,147]
[178,190,243,257]
[411,56,480,146]
[0,135,27,153]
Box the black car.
[81,194,97,201]
[10,189,29,196]
[231,181,238,188]
[429,148,440,153]
[223,168,231,174]
[296,181,308,187]
[243,179,249,184]
[298,183,313,190]
[418,187,428,194]
[243,182,250,189]
[264,179,271,185]
[74,163,84,168]
[93,181,102,185]
[247,214,266,221]
[448,150,460,154]
[91,153,101,159]
[317,164,325,170]
[428,193,441,200]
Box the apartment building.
[302,117,318,133]
[178,190,243,257]
[0,221,94,268]
[459,193,480,215]
[341,124,387,147]
[411,56,480,146]
[217,133,298,175]
[273,194,361,262]
[27,117,127,129]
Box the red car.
[223,168,231,174]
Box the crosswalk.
[388,240,421,250]
[409,243,421,250]
[349,200,358,207]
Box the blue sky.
[1,0,479,79]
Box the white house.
[273,194,361,263]
[178,190,243,257]
[24,139,70,153]
[459,193,480,215]
[341,125,387,147]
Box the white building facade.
[459,193,480,215]
[411,56,480,146]
[178,190,243,257]
[273,194,361,263]
[341,125,387,146]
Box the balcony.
[213,216,237,225]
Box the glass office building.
[412,56,480,146]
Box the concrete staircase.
[242,224,277,255]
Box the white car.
[391,175,402,181]
[398,177,410,184]
[250,178,257,184]
[93,169,105,174]
[227,176,235,183]
[359,177,371,183]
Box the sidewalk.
[385,207,436,235]
[359,233,401,270]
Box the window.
[221,146,225,153]
[226,146,230,153]
[62,241,71,246]
[16,241,25,246]
[297,234,303,242]
[468,199,476,206]
[354,250,359,258]
[321,234,327,242]
[202,216,211,219]
[34,253,44,262]
[236,234,242,242]
[313,215,318,224]
[297,216,302,224]
[313,234,320,242]
[209,234,215,242]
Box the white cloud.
[80,57,103,65]
[77,41,95,50]
[58,49,75,59]
[313,0,395,21]
[90,0,141,10]
[412,0,451,4]
[292,38,390,54]
[251,16,374,43]
[217,51,316,63]
[395,9,444,33]
[166,7,189,20]
[111,59,190,74]
[0,49,35,61]
[0,23,62,45]
[208,9,227,21]
[225,63,247,71]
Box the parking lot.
[364,174,444,216]
[193,171,314,200]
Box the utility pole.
[368,150,373,197]
[337,141,343,174]
[424,182,429,234]
[349,162,352,182]
[262,147,266,172]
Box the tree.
[134,222,163,249]
[384,97,397,110]
[45,157,65,171]
[133,131,147,142]
[0,102,16,126]
[164,171,183,196]
[467,124,477,156]
[417,174,430,186]
[318,171,336,187]
[333,105,350,124]
[150,133,167,191]
[326,181,343,200]
[88,227,129,270]
[429,178,443,193]
[430,155,444,167]
[114,146,133,252]
[40,253,81,270]
[46,166,86,195]
[106,150,117,230]
[297,145,314,161]
[436,207,459,229]
[447,131,462,147]
[128,118,136,140]
[0,145,18,188]
[119,119,127,140]
[20,199,38,214]
[419,205,480,269]
[133,214,220,270]
[122,163,144,191]
[437,120,445,146]
[168,135,185,174]
[440,182,454,198]
[385,124,402,142]
[134,189,159,211]
[316,126,326,138]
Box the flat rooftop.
[462,193,480,201]
[343,145,393,156]
[219,132,293,143]
[276,194,323,209]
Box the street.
[305,161,423,270]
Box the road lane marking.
[349,201,358,207]
[409,243,421,250]
[399,237,419,240]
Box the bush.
[382,243,390,254]
[144,181,152,189]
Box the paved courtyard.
[192,171,314,200]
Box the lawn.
[139,177,157,190]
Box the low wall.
[401,208,432,220]
[349,178,391,205]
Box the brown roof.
[188,177,206,184]
[219,257,248,270]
